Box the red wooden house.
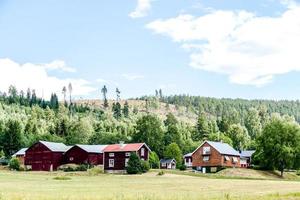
[191,141,240,173]
[64,145,107,165]
[103,143,150,173]
[25,141,70,171]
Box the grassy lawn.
[0,170,300,200]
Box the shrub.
[157,171,164,176]
[141,160,150,173]
[179,165,187,171]
[149,152,160,169]
[88,166,104,176]
[8,157,20,171]
[126,153,142,174]
[76,164,88,171]
[53,176,71,180]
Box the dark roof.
[240,150,255,158]
[75,145,107,153]
[160,159,176,164]
[38,141,69,152]
[12,148,28,156]
[192,141,240,156]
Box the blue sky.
[1,0,300,100]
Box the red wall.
[64,146,103,165]
[25,142,64,171]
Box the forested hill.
[138,95,300,122]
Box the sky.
[1,0,300,100]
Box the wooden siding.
[24,142,64,171]
[192,142,240,168]
[64,146,103,165]
[104,144,149,171]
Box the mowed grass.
[0,171,300,200]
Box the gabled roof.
[240,150,255,158]
[75,145,107,153]
[12,148,28,156]
[183,153,192,157]
[38,141,69,152]
[103,143,151,152]
[192,141,240,156]
[160,159,176,164]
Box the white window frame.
[141,148,145,156]
[125,158,129,167]
[109,159,114,167]
[203,147,211,155]
[125,152,131,157]
[109,153,114,157]
[224,156,230,162]
[203,156,210,162]
[232,157,238,163]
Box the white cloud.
[147,4,300,86]
[43,60,76,72]
[0,58,96,99]
[121,73,144,81]
[129,0,152,18]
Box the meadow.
[0,170,300,200]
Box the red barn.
[103,143,151,173]
[25,141,70,171]
[64,145,107,165]
[191,141,240,173]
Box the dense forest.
[0,86,300,174]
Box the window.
[69,157,74,161]
[203,156,210,162]
[125,152,131,157]
[224,156,230,162]
[109,159,114,167]
[162,163,166,167]
[203,147,211,155]
[125,158,129,167]
[141,148,145,156]
[109,153,114,157]
[232,157,238,163]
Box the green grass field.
[0,170,300,200]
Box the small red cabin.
[12,148,28,165]
[103,143,151,173]
[25,141,69,171]
[64,145,107,165]
[191,141,240,173]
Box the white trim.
[109,159,114,167]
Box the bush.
[126,153,142,174]
[88,166,104,176]
[9,157,20,171]
[141,160,150,173]
[76,164,88,171]
[53,176,71,180]
[58,164,88,172]
[149,152,160,169]
[179,165,187,171]
[157,171,164,176]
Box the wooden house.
[12,148,28,165]
[25,141,70,171]
[160,159,176,169]
[103,143,150,173]
[191,141,240,173]
[240,150,255,168]
[183,153,193,168]
[64,145,107,165]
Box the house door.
[202,167,206,174]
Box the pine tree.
[2,119,23,156]
[123,101,129,118]
[68,83,73,104]
[126,153,142,174]
[101,85,108,108]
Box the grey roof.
[206,141,240,156]
[75,144,107,153]
[160,159,176,164]
[184,153,192,157]
[39,141,69,152]
[12,148,28,156]
[240,150,255,158]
